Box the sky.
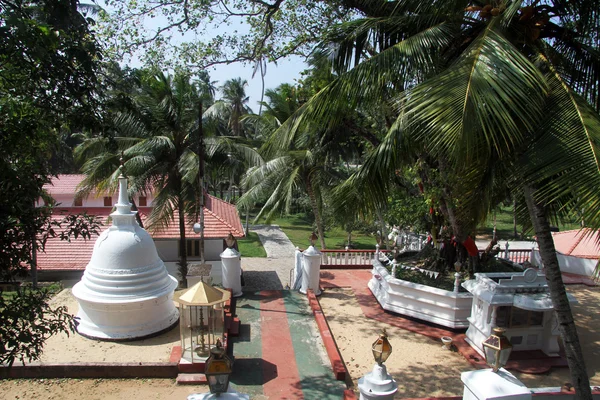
[97,2,309,112]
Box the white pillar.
[462,368,531,400]
[220,248,242,297]
[391,259,398,278]
[358,363,398,400]
[454,272,462,293]
[300,245,321,296]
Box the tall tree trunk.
[306,177,326,250]
[178,196,188,287]
[523,185,591,400]
[376,208,389,250]
[513,197,518,239]
[129,197,144,228]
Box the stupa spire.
[114,155,132,216]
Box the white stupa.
[72,173,179,340]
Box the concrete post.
[454,272,462,293]
[300,245,321,296]
[504,242,510,259]
[462,368,530,400]
[358,363,398,400]
[220,247,242,297]
[391,259,398,278]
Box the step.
[176,373,208,385]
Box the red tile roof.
[552,229,600,259]
[38,189,244,271]
[43,174,90,195]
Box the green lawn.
[476,206,581,240]
[269,214,377,250]
[237,231,267,257]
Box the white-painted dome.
[72,175,179,340]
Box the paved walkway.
[250,225,297,258]
[230,291,346,399]
[241,225,297,291]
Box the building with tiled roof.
[38,175,244,277]
[531,228,600,277]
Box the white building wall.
[531,250,596,277]
[155,239,224,262]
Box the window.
[104,196,112,207]
[73,198,82,207]
[180,240,201,257]
[496,306,544,328]
[138,196,147,207]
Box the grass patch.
[268,214,377,250]
[476,206,581,240]
[237,231,267,257]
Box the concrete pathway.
[250,225,297,258]
[241,225,297,292]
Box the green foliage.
[0,0,102,368]
[237,232,267,258]
[0,287,76,367]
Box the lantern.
[482,327,513,372]
[205,339,234,394]
[371,329,392,365]
[174,281,231,364]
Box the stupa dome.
[72,174,179,340]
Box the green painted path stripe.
[230,292,264,397]
[283,291,346,399]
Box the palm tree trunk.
[178,196,188,287]
[523,185,591,400]
[306,177,326,250]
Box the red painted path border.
[260,290,304,399]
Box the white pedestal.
[220,248,242,297]
[358,363,398,400]
[462,368,531,400]
[188,387,249,399]
[299,245,321,296]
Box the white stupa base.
[73,285,179,340]
[188,388,249,399]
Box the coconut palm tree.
[270,1,600,397]
[220,78,251,137]
[77,71,202,283]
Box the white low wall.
[531,250,597,277]
[368,260,473,329]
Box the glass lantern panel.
[208,374,230,394]
[180,305,195,363]
[498,347,512,367]
[483,345,497,368]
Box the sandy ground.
[2,284,600,399]
[37,289,180,364]
[318,284,600,399]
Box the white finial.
[115,175,132,215]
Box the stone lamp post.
[482,327,513,372]
[187,339,249,400]
[358,329,398,400]
[462,330,530,400]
